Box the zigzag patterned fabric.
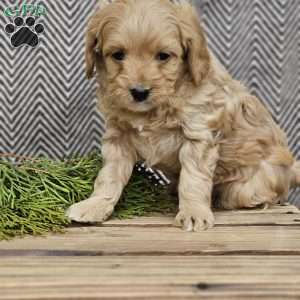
[1,0,299,203]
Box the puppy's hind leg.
[290,161,300,189]
[67,137,137,223]
[215,149,294,210]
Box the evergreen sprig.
[0,153,177,240]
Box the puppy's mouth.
[128,99,154,112]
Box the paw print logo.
[5,17,44,48]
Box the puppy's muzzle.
[130,86,151,103]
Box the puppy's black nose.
[130,86,150,102]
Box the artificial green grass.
[0,153,177,240]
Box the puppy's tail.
[290,161,300,188]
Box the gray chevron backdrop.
[0,0,299,204]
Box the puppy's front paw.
[175,204,215,232]
[66,197,115,223]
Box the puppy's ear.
[177,3,210,86]
[85,23,98,79]
[85,9,106,79]
[86,1,119,79]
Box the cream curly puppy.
[67,0,300,231]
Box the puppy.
[67,0,300,231]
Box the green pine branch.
[0,153,177,240]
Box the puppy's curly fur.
[67,0,300,231]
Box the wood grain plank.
[1,256,299,300]
[1,285,300,300]
[1,256,299,285]
[2,285,300,300]
[103,212,300,227]
[103,204,300,227]
[0,226,300,255]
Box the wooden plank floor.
[0,204,300,299]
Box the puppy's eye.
[112,51,126,61]
[156,52,171,61]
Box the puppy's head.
[86,0,210,113]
